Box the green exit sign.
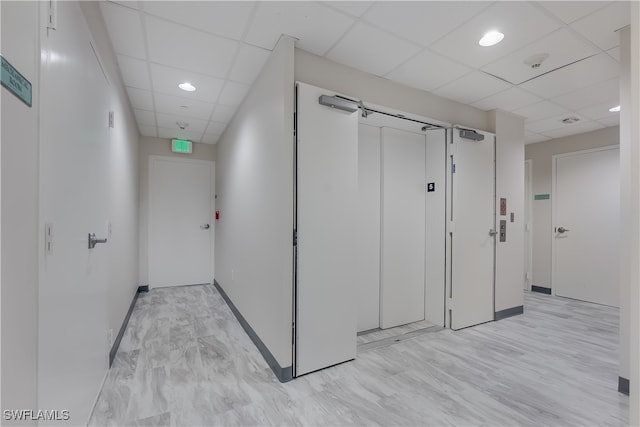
[172,139,192,154]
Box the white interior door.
[524,160,532,290]
[356,123,381,332]
[296,82,357,376]
[553,147,619,306]
[38,2,110,420]
[380,127,426,329]
[148,157,214,287]
[449,129,495,330]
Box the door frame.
[147,155,215,286]
[550,145,618,296]
[524,159,533,291]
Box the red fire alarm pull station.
[500,198,507,216]
[215,211,220,221]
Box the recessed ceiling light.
[178,82,196,92]
[609,105,621,112]
[479,30,504,47]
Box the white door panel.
[148,157,214,287]
[554,147,619,306]
[356,124,381,332]
[39,2,110,421]
[296,83,357,376]
[449,129,495,330]
[380,127,426,329]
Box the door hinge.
[293,229,297,246]
[47,0,57,30]
[293,112,297,136]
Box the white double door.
[357,125,428,331]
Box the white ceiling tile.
[519,53,619,99]
[126,87,154,110]
[150,63,224,102]
[205,122,227,135]
[526,112,589,134]
[201,132,222,145]
[571,1,630,50]
[246,2,354,55]
[597,115,620,127]
[607,46,621,62]
[156,113,209,134]
[116,55,150,90]
[228,44,271,85]
[385,49,472,93]
[100,2,146,59]
[431,2,560,69]
[525,131,551,144]
[138,125,157,137]
[472,87,542,112]
[323,1,374,18]
[145,16,239,78]
[363,1,491,47]
[158,127,203,143]
[211,105,237,123]
[514,101,569,122]
[326,22,422,77]
[482,29,599,85]
[433,71,512,104]
[551,78,619,110]
[153,92,214,120]
[142,1,255,40]
[134,109,156,126]
[218,82,250,107]
[540,120,604,139]
[537,1,609,24]
[577,102,620,121]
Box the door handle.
[488,229,498,237]
[200,224,210,230]
[88,233,107,249]
[557,227,570,234]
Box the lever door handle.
[557,227,570,234]
[200,224,210,230]
[488,229,498,237]
[88,233,108,249]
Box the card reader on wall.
[318,95,358,113]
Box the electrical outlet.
[107,221,112,238]
[231,269,235,281]
[107,329,114,347]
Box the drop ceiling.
[100,1,629,145]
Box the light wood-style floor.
[89,285,628,426]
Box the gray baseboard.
[109,286,146,366]
[618,376,629,395]
[531,285,551,295]
[213,280,293,383]
[494,305,524,321]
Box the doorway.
[552,146,619,307]
[148,156,215,287]
[525,159,533,291]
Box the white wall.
[215,36,295,369]
[138,137,216,285]
[1,1,39,419]
[525,127,619,288]
[295,49,491,133]
[491,110,525,312]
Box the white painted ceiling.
[100,1,629,145]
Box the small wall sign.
[427,182,436,192]
[1,55,32,107]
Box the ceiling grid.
[100,0,628,145]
